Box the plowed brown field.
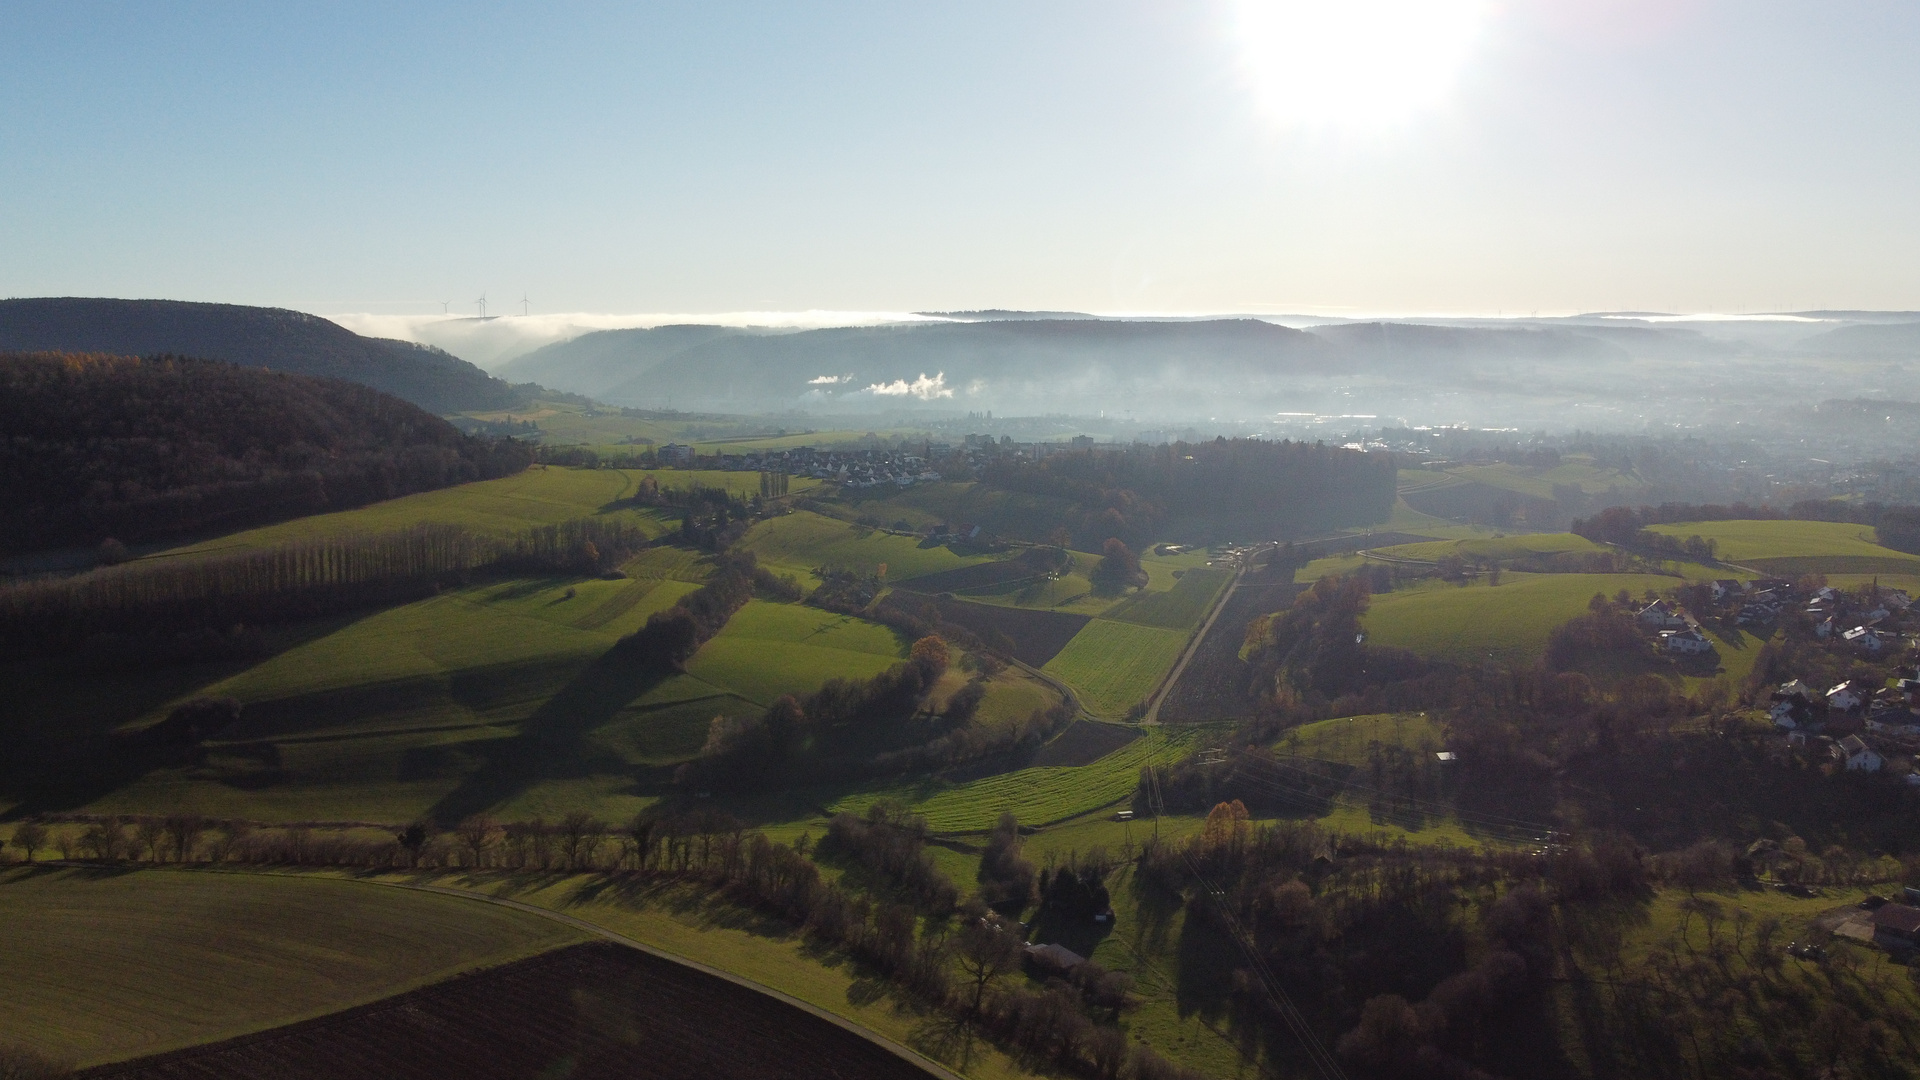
[83,942,937,1080]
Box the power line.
[1145,765,1350,1080]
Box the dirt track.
[82,942,940,1080]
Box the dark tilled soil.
[888,591,1090,667]
[1156,577,1302,722]
[899,560,1042,592]
[81,942,938,1080]
[1029,720,1141,768]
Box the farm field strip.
[1362,571,1682,667]
[739,511,995,583]
[829,727,1211,832]
[0,868,582,1067]
[1643,519,1920,566]
[1042,619,1190,718]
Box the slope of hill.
[501,318,1340,415]
[0,298,520,412]
[0,353,530,552]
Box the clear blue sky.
[3,1,1918,316]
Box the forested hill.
[0,298,520,413]
[0,353,533,554]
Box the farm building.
[1024,942,1086,974]
[1872,904,1920,949]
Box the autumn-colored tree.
[1200,799,1250,853]
[911,635,950,678]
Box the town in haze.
[6,4,1920,1080]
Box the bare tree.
[164,815,206,863]
[559,812,605,870]
[457,815,498,868]
[134,820,165,862]
[9,823,48,864]
[954,921,1022,1017]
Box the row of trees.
[0,517,654,653]
[7,806,1205,1080]
[612,550,801,670]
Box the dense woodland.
[977,438,1398,545]
[0,352,531,553]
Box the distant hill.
[1796,320,1920,359]
[497,317,1681,417]
[0,352,532,553]
[0,298,522,413]
[502,318,1341,414]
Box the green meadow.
[828,727,1211,832]
[1372,532,1604,562]
[1644,518,1920,575]
[1362,571,1681,667]
[1043,620,1192,718]
[0,868,580,1067]
[738,510,993,584]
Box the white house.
[1771,699,1814,729]
[1638,600,1687,629]
[1834,735,1883,772]
[1661,627,1713,654]
[1828,681,1866,713]
[1841,626,1887,654]
[1711,579,1744,601]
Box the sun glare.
[1232,0,1486,130]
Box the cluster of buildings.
[1635,599,1714,654]
[652,435,1100,491]
[1770,675,1920,775]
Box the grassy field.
[738,510,996,584]
[1372,532,1603,562]
[1644,519,1920,575]
[1043,620,1192,718]
[0,867,581,1067]
[148,466,674,559]
[1103,567,1232,629]
[828,727,1212,832]
[1362,572,1681,667]
[684,600,906,707]
[1275,712,1445,765]
[24,574,931,824]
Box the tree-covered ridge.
[0,352,532,553]
[979,437,1397,543]
[0,297,520,412]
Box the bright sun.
[1232,0,1486,130]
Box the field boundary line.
[341,873,966,1080]
[1144,544,1262,724]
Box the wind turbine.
[521,294,530,317]
[440,300,452,315]
[476,293,488,318]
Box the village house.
[1711,579,1744,601]
[1661,626,1713,654]
[1866,707,1920,737]
[1828,681,1867,714]
[1834,734,1884,771]
[1842,625,1888,654]
[1637,600,1688,630]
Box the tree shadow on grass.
[424,648,671,827]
